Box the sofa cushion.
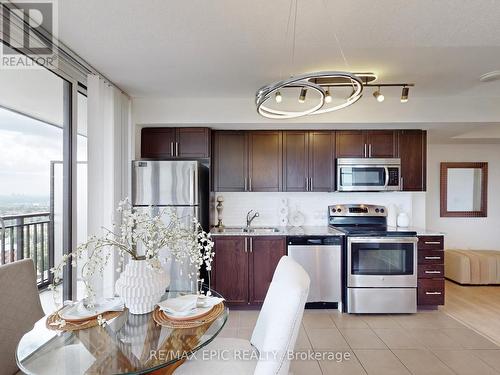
[445,249,500,285]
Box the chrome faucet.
[246,210,260,228]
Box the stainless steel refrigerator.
[132,160,209,228]
[131,160,209,294]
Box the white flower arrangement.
[50,199,214,306]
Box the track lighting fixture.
[400,86,409,103]
[373,87,385,102]
[298,88,307,103]
[325,88,332,103]
[275,91,282,103]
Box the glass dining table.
[16,290,229,375]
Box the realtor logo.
[0,0,58,69]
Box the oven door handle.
[384,167,389,187]
[348,236,418,244]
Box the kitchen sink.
[244,227,280,233]
[215,226,280,234]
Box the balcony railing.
[0,212,53,288]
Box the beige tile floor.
[222,308,500,375]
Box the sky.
[0,107,86,198]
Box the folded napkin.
[157,294,225,316]
[196,295,225,308]
[157,295,198,316]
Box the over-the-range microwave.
[337,158,401,192]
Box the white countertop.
[210,225,345,237]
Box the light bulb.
[275,91,282,103]
[325,89,332,103]
[373,89,385,102]
[298,88,307,103]
[401,87,409,103]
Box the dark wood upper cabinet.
[336,131,365,158]
[309,131,335,191]
[213,131,248,192]
[365,130,397,158]
[336,130,397,158]
[249,237,286,304]
[141,127,210,159]
[398,130,427,191]
[176,128,211,158]
[212,237,248,305]
[283,131,335,192]
[248,131,282,192]
[141,128,176,158]
[283,131,309,192]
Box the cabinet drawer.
[418,264,444,278]
[418,279,445,305]
[418,236,444,250]
[418,250,444,265]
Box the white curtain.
[87,75,131,298]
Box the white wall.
[212,191,426,229]
[426,143,500,250]
[132,96,500,125]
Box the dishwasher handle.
[287,236,342,246]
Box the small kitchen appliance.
[337,158,401,192]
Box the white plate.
[59,299,123,321]
[163,306,213,321]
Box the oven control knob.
[375,208,379,213]
[380,208,385,213]
[337,208,342,213]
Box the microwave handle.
[384,167,389,187]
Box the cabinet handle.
[425,256,442,260]
[400,177,404,191]
[425,241,441,245]
[305,177,309,191]
[175,142,179,156]
[369,144,372,157]
[364,144,367,158]
[244,177,248,192]
[425,291,442,295]
[310,178,313,191]
[244,239,248,253]
[249,238,253,253]
[249,177,252,191]
[425,270,442,274]
[170,142,174,157]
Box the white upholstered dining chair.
[0,259,45,375]
[175,255,311,375]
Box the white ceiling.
[58,0,500,98]
[58,0,500,139]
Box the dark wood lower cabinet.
[418,279,445,305]
[249,237,286,304]
[212,236,286,306]
[417,235,445,307]
[212,237,248,305]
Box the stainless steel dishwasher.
[287,236,342,305]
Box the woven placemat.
[46,309,124,331]
[153,302,225,329]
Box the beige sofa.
[445,249,500,284]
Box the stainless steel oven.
[337,158,401,192]
[346,236,418,313]
[348,237,417,288]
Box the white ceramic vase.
[397,212,410,228]
[115,259,170,314]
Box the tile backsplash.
[211,192,426,228]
